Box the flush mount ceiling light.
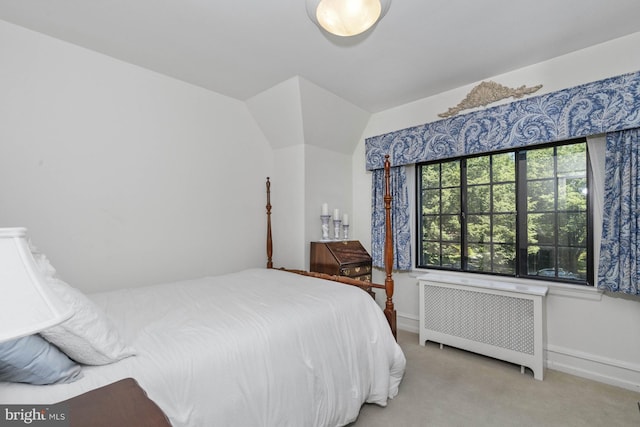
[306,0,392,37]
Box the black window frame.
[416,137,594,286]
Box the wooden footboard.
[266,156,397,339]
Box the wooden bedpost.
[266,177,273,269]
[383,156,397,339]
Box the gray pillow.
[0,335,82,385]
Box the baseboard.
[397,312,419,334]
[398,313,640,392]
[545,344,640,393]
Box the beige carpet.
[351,330,640,427]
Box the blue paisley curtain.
[371,166,411,270]
[598,129,640,295]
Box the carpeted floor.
[351,330,640,426]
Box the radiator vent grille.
[423,285,535,355]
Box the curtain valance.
[365,70,640,170]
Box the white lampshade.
[306,0,391,37]
[0,228,72,343]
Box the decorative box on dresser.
[310,240,374,296]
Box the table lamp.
[0,228,72,343]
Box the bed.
[0,157,404,427]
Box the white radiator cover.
[418,274,548,380]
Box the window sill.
[408,269,603,301]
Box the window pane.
[492,152,516,182]
[441,161,460,186]
[557,143,586,175]
[528,246,555,275]
[441,244,461,269]
[528,213,555,245]
[441,188,460,214]
[494,244,516,275]
[423,189,440,214]
[558,177,587,211]
[558,212,586,246]
[493,183,515,212]
[442,215,461,242]
[558,246,585,281]
[468,185,490,213]
[493,214,516,244]
[422,164,441,188]
[468,244,491,272]
[422,242,441,266]
[467,156,490,184]
[528,179,555,211]
[527,147,555,179]
[467,214,490,243]
[422,215,440,241]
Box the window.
[417,139,592,285]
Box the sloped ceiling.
[1,1,640,113]
[247,77,370,154]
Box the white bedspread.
[0,268,405,427]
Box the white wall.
[305,145,352,266]
[247,76,367,270]
[352,32,640,391]
[0,20,273,292]
[268,145,352,271]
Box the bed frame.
[265,155,397,339]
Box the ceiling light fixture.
[306,0,391,37]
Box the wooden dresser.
[310,240,373,283]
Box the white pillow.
[39,278,136,365]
